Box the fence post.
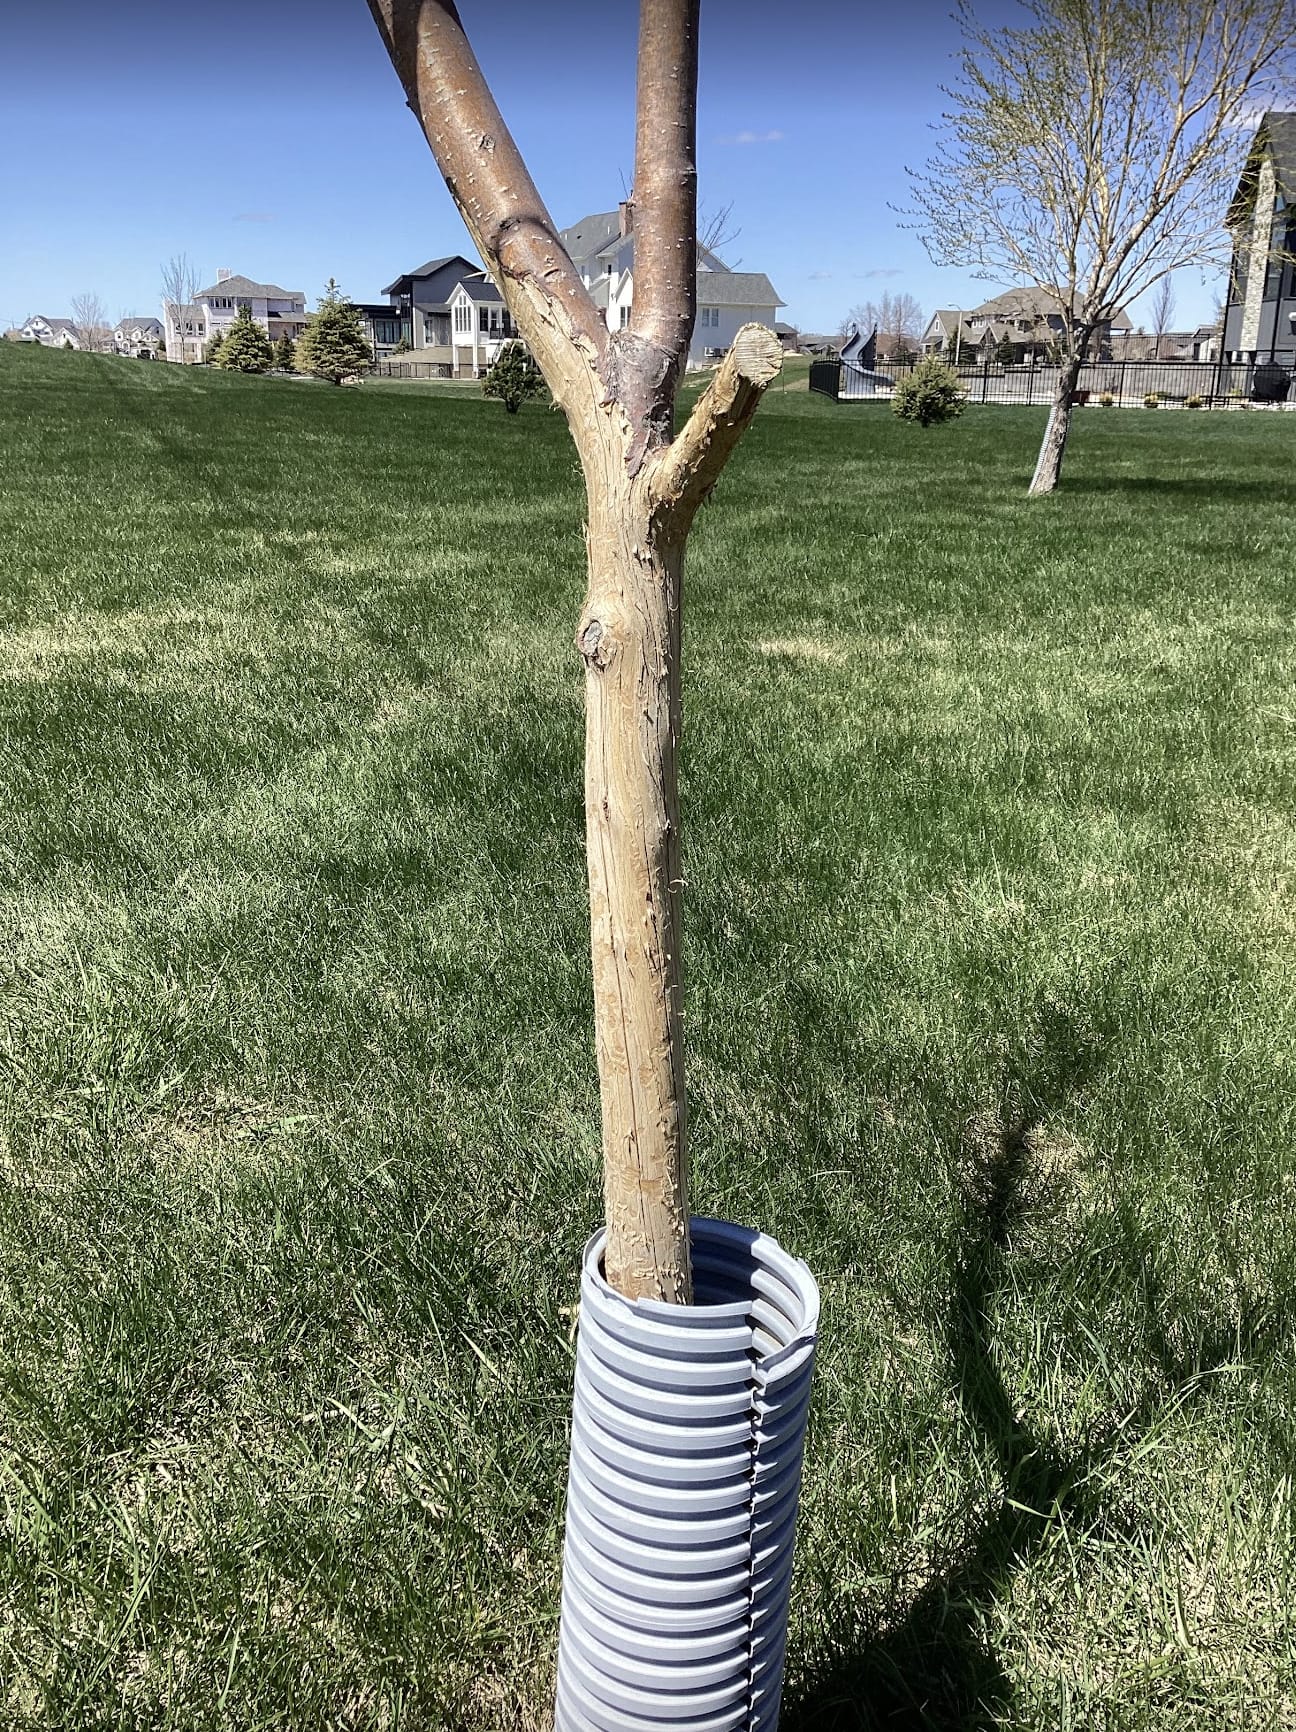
[982,354,989,403]
[1028,350,1036,404]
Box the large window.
[373,317,402,346]
[454,301,470,334]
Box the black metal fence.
[810,353,1296,409]
[372,358,454,380]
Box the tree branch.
[649,324,781,527]
[364,0,607,390]
[629,0,700,372]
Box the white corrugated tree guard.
[365,0,782,1302]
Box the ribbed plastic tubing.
[554,1216,820,1732]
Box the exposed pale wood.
[650,325,784,527]
[364,0,782,1301]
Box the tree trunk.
[578,468,690,1302]
[1028,331,1090,496]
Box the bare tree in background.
[70,293,110,353]
[365,0,782,1302]
[907,0,1295,495]
[160,254,203,363]
[842,290,924,359]
[699,199,741,263]
[1149,276,1177,360]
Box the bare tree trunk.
[579,473,689,1300]
[365,0,782,1300]
[1028,330,1090,496]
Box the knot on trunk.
[578,616,617,670]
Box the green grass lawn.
[1,340,1294,1730]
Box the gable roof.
[195,274,302,300]
[694,271,783,309]
[561,210,623,266]
[451,271,505,306]
[381,254,479,298]
[116,316,163,331]
[969,287,1132,329]
[26,314,75,332]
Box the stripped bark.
[365,0,782,1300]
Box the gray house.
[378,255,482,370]
[559,204,784,366]
[1223,111,1296,365]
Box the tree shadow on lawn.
[782,1104,1280,1731]
[1060,475,1282,500]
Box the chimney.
[619,199,633,238]
[217,268,232,283]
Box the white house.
[447,271,519,376]
[559,203,784,366]
[114,316,164,358]
[20,315,79,348]
[165,271,308,362]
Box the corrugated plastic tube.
[554,1216,820,1732]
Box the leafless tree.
[365,0,782,1302]
[699,199,740,263]
[1150,277,1177,360]
[907,0,1295,494]
[844,290,924,358]
[159,254,203,363]
[70,292,110,353]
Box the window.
[619,306,630,329]
[699,307,719,329]
[454,301,470,334]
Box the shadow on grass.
[1061,475,1283,499]
[783,1117,1068,1730]
[781,1095,1278,1731]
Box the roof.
[694,271,783,310]
[1228,110,1296,222]
[380,254,479,298]
[26,314,75,331]
[970,287,1132,329]
[116,316,163,331]
[195,274,303,300]
[773,321,798,335]
[560,210,623,265]
[452,271,504,306]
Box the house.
[1222,111,1296,363]
[114,316,164,358]
[921,290,1132,360]
[773,321,800,353]
[447,272,519,377]
[559,203,784,366]
[20,315,79,348]
[377,254,483,372]
[165,271,308,362]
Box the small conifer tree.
[482,340,546,413]
[995,332,1017,366]
[891,357,967,427]
[295,280,372,385]
[273,334,296,372]
[217,306,273,373]
[203,329,225,365]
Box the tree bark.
[365,0,781,1301]
[1028,329,1091,496]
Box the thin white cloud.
[233,211,277,223]
[719,129,785,145]
[808,270,833,280]
[863,267,903,279]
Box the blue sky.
[1,0,1225,336]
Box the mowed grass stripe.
[1,340,1293,1728]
